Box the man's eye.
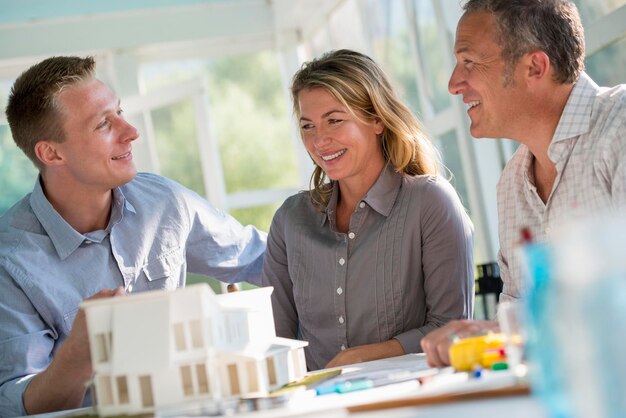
[117,108,124,116]
[96,120,110,130]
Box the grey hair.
[463,0,585,84]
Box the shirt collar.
[30,177,135,260]
[323,163,402,223]
[362,164,402,216]
[552,72,599,143]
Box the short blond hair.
[5,56,96,170]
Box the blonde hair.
[291,49,440,210]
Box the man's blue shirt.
[0,173,266,416]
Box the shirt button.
[348,232,355,239]
[85,240,92,245]
[337,287,343,295]
[359,202,365,209]
[338,316,344,324]
[341,344,346,351]
[338,257,345,266]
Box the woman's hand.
[324,338,405,369]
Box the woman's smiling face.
[298,87,384,184]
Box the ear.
[34,140,65,167]
[373,117,385,136]
[524,50,550,87]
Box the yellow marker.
[269,368,342,397]
[449,333,507,371]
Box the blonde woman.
[262,49,474,370]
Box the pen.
[315,378,374,395]
[315,367,442,395]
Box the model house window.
[196,363,210,394]
[97,375,114,406]
[180,365,194,396]
[227,363,241,395]
[174,320,206,353]
[266,357,277,386]
[116,376,129,404]
[180,363,211,397]
[94,333,110,363]
[173,322,186,351]
[139,375,154,408]
[189,319,203,349]
[246,361,259,392]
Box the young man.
[0,56,267,415]
[422,0,626,366]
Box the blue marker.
[335,378,374,393]
[315,378,374,395]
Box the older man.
[422,0,626,366]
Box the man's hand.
[24,287,125,414]
[420,320,499,367]
[324,339,405,369]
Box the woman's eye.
[301,123,313,130]
[328,119,343,125]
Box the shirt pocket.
[63,307,80,335]
[142,247,185,291]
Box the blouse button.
[348,232,355,239]
[341,344,346,351]
[338,257,345,266]
[359,202,365,209]
[337,287,343,295]
[338,316,344,324]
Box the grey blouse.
[262,165,474,370]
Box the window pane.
[140,52,298,234]
[98,375,114,406]
[189,319,203,349]
[414,0,452,113]
[585,37,626,87]
[0,124,37,216]
[180,365,194,396]
[229,203,280,233]
[173,322,186,352]
[362,0,422,115]
[574,0,626,25]
[116,376,129,404]
[326,0,369,53]
[196,363,210,394]
[435,130,470,213]
[204,52,298,194]
[152,100,205,196]
[139,375,154,407]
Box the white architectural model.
[81,284,308,416]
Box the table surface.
[27,354,550,418]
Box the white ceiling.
[0,0,345,65]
